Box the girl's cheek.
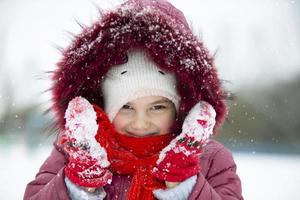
[112,115,127,133]
[157,114,176,133]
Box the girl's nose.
[131,116,150,131]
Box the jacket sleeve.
[188,147,243,200]
[23,144,70,200]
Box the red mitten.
[152,136,202,182]
[153,101,216,182]
[60,96,113,188]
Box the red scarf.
[94,105,173,200]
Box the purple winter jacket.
[24,1,244,199]
[24,139,243,200]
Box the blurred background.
[0,0,299,199]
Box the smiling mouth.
[125,131,158,137]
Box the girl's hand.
[153,101,216,183]
[61,96,112,188]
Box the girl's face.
[112,96,176,137]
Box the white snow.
[0,0,299,116]
[64,96,110,168]
[0,0,300,198]
[157,101,216,164]
[234,152,300,200]
[181,101,216,142]
[1,144,299,200]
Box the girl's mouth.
[125,131,159,137]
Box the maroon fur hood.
[51,0,228,134]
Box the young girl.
[24,0,243,199]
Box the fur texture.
[51,0,227,134]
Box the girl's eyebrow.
[150,99,172,105]
[125,99,172,106]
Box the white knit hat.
[101,50,180,121]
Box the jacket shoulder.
[202,139,229,158]
[189,142,243,199]
[36,143,68,175]
[200,139,237,176]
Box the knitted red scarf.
[94,105,172,200]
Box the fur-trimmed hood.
[51,0,227,134]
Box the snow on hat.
[102,50,180,121]
[52,0,228,133]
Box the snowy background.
[0,0,300,199]
[0,144,299,200]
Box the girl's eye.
[151,105,166,111]
[121,104,133,110]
